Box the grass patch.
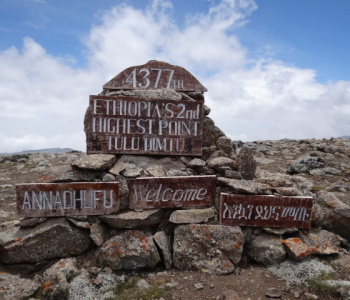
[307,271,341,297]
[106,277,170,300]
[311,186,324,192]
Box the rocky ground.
[1,137,350,299]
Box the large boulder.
[324,208,350,242]
[96,230,160,270]
[288,156,325,174]
[0,218,91,264]
[247,233,286,266]
[0,271,40,300]
[173,224,243,274]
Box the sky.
[0,0,349,153]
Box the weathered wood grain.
[86,95,204,156]
[128,176,216,209]
[17,182,120,217]
[220,193,313,229]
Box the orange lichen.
[225,262,231,267]
[43,282,52,292]
[17,238,23,242]
[205,235,211,240]
[0,271,5,274]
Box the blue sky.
[0,0,349,152]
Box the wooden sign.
[220,194,313,229]
[86,95,203,156]
[103,60,207,92]
[16,182,120,217]
[128,176,216,209]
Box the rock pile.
[0,88,349,298]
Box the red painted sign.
[86,95,203,156]
[128,176,216,209]
[103,60,207,92]
[220,194,313,229]
[16,182,120,217]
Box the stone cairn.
[0,61,349,299]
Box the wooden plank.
[86,95,203,156]
[220,193,313,229]
[128,176,216,209]
[103,60,207,92]
[16,182,120,217]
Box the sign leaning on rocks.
[16,182,120,217]
[128,176,216,209]
[220,194,313,229]
[85,60,207,156]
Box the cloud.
[0,0,349,153]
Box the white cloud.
[0,0,349,153]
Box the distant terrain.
[0,148,75,155]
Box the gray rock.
[19,217,47,227]
[247,233,286,266]
[121,163,143,177]
[329,180,350,192]
[315,191,349,209]
[66,217,91,229]
[300,229,340,255]
[265,287,282,298]
[106,88,182,101]
[173,224,243,274]
[310,168,325,176]
[262,227,298,235]
[288,156,325,174]
[224,170,242,179]
[0,219,21,232]
[282,237,311,260]
[324,167,341,175]
[166,169,188,176]
[102,173,115,182]
[43,257,79,282]
[207,157,237,173]
[154,231,172,270]
[42,258,79,300]
[96,230,160,270]
[90,223,106,246]
[73,154,116,171]
[219,290,241,300]
[109,162,126,175]
[311,203,325,228]
[187,158,206,168]
[202,117,225,147]
[100,209,163,229]
[0,271,40,300]
[256,170,294,187]
[194,282,204,290]
[0,218,91,263]
[218,177,272,195]
[236,147,257,180]
[41,165,99,182]
[115,174,129,210]
[145,165,166,177]
[216,136,233,155]
[169,208,215,224]
[115,155,185,173]
[137,279,150,290]
[324,208,350,242]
